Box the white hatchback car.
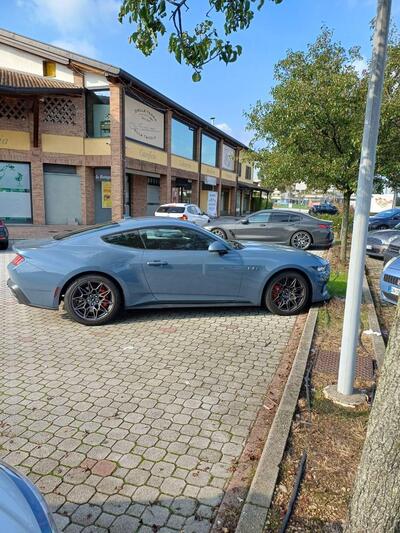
[155,203,211,227]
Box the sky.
[3,0,397,145]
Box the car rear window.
[53,222,118,240]
[103,231,144,249]
[157,206,185,214]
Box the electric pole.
[337,0,391,396]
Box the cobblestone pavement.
[0,252,296,533]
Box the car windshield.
[373,209,400,218]
[53,222,118,240]
[157,206,185,214]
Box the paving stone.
[71,503,102,526]
[142,504,170,527]
[0,252,295,533]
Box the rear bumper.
[366,244,386,258]
[7,278,31,306]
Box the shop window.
[238,162,242,176]
[43,61,56,77]
[245,165,252,180]
[172,118,195,159]
[201,134,217,167]
[86,90,110,137]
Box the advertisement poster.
[101,181,112,209]
[0,162,32,222]
[207,191,218,217]
[222,144,235,171]
[125,96,165,148]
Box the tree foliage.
[245,28,367,199]
[118,0,282,81]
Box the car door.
[187,205,200,225]
[140,225,243,302]
[233,212,271,240]
[192,205,209,227]
[389,214,400,228]
[261,212,293,243]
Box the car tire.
[265,270,310,316]
[291,231,312,250]
[64,274,122,326]
[211,228,227,239]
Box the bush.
[316,210,354,237]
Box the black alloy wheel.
[64,275,121,326]
[265,270,310,316]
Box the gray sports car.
[205,210,333,250]
[366,223,400,258]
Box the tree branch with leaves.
[118,0,282,81]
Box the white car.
[155,203,211,227]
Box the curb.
[362,273,386,368]
[235,306,318,533]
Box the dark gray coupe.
[205,210,333,250]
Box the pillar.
[78,166,95,225]
[110,82,125,221]
[31,150,45,225]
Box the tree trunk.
[345,302,400,532]
[340,191,351,264]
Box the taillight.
[319,224,331,229]
[180,214,188,221]
[11,254,24,266]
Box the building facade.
[0,29,263,226]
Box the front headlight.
[313,261,330,280]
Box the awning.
[0,67,83,95]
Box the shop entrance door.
[147,178,160,216]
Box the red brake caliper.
[272,283,282,300]
[99,285,110,309]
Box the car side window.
[247,213,270,223]
[139,227,214,251]
[289,214,302,223]
[187,206,196,215]
[103,231,144,248]
[270,213,291,223]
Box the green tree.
[245,29,367,262]
[118,0,282,81]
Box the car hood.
[368,229,400,243]
[238,241,324,263]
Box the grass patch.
[327,270,348,298]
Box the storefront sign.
[207,191,218,217]
[0,162,32,222]
[222,144,235,171]
[125,96,165,149]
[101,181,112,209]
[204,176,217,186]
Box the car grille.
[383,290,399,303]
[383,274,400,286]
[387,244,400,254]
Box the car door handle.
[147,261,168,266]
[260,224,267,227]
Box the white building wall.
[0,43,74,83]
[84,72,109,89]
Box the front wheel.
[211,228,227,239]
[291,231,312,250]
[64,275,121,326]
[265,270,310,316]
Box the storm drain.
[314,350,374,380]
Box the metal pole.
[337,0,391,395]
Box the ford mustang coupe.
[7,218,330,326]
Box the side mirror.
[208,241,229,254]
[241,218,249,225]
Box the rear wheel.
[265,270,310,316]
[64,275,121,326]
[291,231,312,250]
[211,228,227,239]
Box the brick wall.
[131,175,147,216]
[78,166,95,225]
[110,83,124,220]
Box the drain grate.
[314,350,374,380]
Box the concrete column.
[30,152,45,225]
[78,166,95,225]
[110,82,125,221]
